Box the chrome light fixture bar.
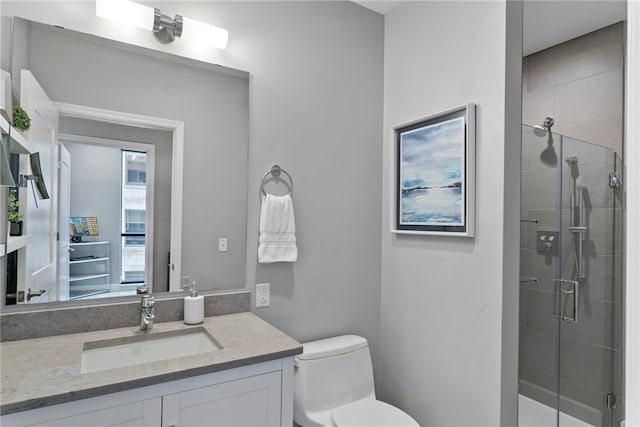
[96,0,228,49]
[153,8,183,44]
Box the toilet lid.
[331,399,419,427]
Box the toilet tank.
[294,335,375,421]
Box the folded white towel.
[258,194,298,263]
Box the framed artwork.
[392,103,475,237]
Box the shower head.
[532,116,555,137]
[533,125,547,137]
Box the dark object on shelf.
[9,220,23,236]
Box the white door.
[57,144,70,301]
[19,70,58,303]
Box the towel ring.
[261,164,294,197]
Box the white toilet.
[294,335,419,427]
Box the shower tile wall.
[520,22,624,427]
[522,22,624,154]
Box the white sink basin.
[81,327,222,374]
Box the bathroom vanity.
[0,312,302,426]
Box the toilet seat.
[331,398,419,427]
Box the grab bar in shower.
[520,219,539,224]
[520,277,540,284]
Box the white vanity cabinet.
[0,358,294,427]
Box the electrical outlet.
[218,238,228,252]
[256,283,270,308]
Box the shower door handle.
[553,279,579,323]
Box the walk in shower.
[519,123,623,427]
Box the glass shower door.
[519,125,622,427]
[557,136,622,427]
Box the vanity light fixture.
[96,0,228,49]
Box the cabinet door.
[162,371,282,427]
[4,398,162,427]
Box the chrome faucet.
[140,294,156,331]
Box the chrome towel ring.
[261,164,294,197]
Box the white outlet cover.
[256,283,270,308]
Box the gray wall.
[60,118,173,292]
[217,1,385,370]
[22,21,250,291]
[522,23,624,155]
[380,2,521,425]
[520,23,624,426]
[2,1,385,390]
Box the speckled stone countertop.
[0,312,302,415]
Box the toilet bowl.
[293,335,419,427]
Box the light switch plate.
[218,238,228,252]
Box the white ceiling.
[351,0,627,56]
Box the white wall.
[625,1,640,425]
[0,1,384,371]
[380,2,521,425]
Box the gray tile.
[560,163,616,210]
[555,68,623,126]
[559,379,611,426]
[521,368,557,408]
[525,24,623,91]
[520,324,557,376]
[522,84,555,131]
[554,116,623,155]
[526,288,558,336]
[559,338,615,393]
[613,204,623,256]
[523,130,562,171]
[523,209,562,251]
[522,169,559,211]
[561,297,620,350]
[562,136,617,167]
[520,287,528,328]
[612,347,625,427]
[520,248,557,293]
[588,209,615,255]
[585,253,617,303]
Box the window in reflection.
[121,150,147,285]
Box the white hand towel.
[258,194,298,263]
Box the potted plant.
[8,188,23,236]
[12,105,31,134]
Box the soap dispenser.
[184,280,204,325]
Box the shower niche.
[519,124,623,427]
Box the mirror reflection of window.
[121,150,147,285]
[125,152,147,185]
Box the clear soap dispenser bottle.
[183,278,204,325]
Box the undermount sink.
[80,327,222,374]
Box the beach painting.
[394,105,475,236]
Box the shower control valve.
[537,230,560,256]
